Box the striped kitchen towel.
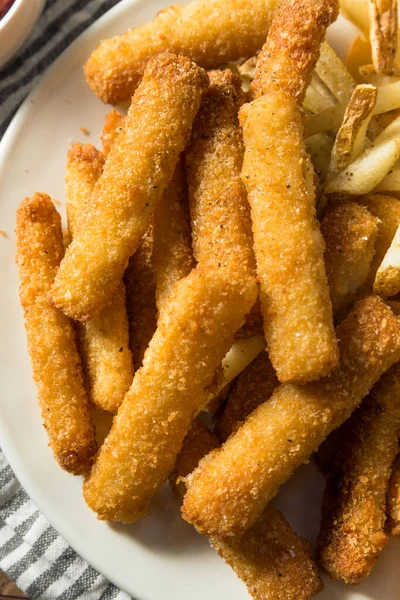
[0,2,131,598]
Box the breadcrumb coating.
[186,69,255,275]
[321,202,379,314]
[16,194,96,475]
[84,0,278,104]
[152,159,194,313]
[51,53,208,321]
[101,109,125,156]
[182,296,400,539]
[387,452,400,535]
[66,143,133,413]
[317,364,400,583]
[83,266,257,522]
[240,92,338,383]
[216,351,278,443]
[251,0,339,101]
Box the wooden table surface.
[0,569,26,598]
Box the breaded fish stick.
[317,364,400,583]
[172,419,323,600]
[182,296,400,539]
[152,159,194,313]
[387,453,400,535]
[186,69,255,275]
[16,194,97,475]
[240,91,338,383]
[321,202,379,314]
[83,266,257,522]
[66,143,133,413]
[84,0,279,105]
[216,351,278,443]
[251,0,339,101]
[101,109,125,156]
[51,53,208,321]
[124,230,157,370]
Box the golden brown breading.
[387,452,400,535]
[51,53,208,321]
[84,0,279,104]
[124,229,157,370]
[321,202,379,313]
[240,91,338,383]
[101,109,125,156]
[66,143,133,413]
[186,69,255,275]
[251,0,339,101]
[317,363,400,583]
[152,159,194,313]
[83,266,257,522]
[171,419,323,600]
[216,351,278,443]
[182,296,400,540]
[16,194,96,475]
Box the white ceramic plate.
[0,2,399,598]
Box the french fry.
[374,79,400,113]
[303,74,337,114]
[84,0,279,105]
[101,109,125,156]
[216,351,278,443]
[66,143,133,413]
[306,132,335,182]
[375,165,400,189]
[317,363,400,583]
[374,221,400,295]
[358,193,400,285]
[387,452,400,535]
[339,0,370,36]
[325,114,400,195]
[326,84,377,181]
[182,296,400,540]
[16,194,97,475]
[124,230,157,370]
[83,266,257,522]
[240,91,338,383]
[346,35,373,82]
[305,103,347,138]
[152,159,194,313]
[51,53,208,321]
[186,69,255,275]
[315,40,356,103]
[369,0,398,74]
[359,63,400,84]
[251,0,339,101]
[321,202,379,313]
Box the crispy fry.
[251,0,339,101]
[172,419,322,600]
[124,230,157,370]
[339,0,370,36]
[374,221,400,295]
[326,84,377,181]
[101,109,125,156]
[316,41,356,103]
[83,266,257,522]
[216,351,278,443]
[240,91,338,383]
[375,165,400,190]
[16,194,97,475]
[152,159,194,313]
[186,69,255,274]
[359,63,400,84]
[321,202,379,313]
[66,143,133,413]
[369,0,398,74]
[303,73,337,113]
[345,35,373,82]
[358,193,400,285]
[51,53,208,321]
[84,0,278,104]
[306,132,335,182]
[387,452,400,534]
[317,363,400,583]
[182,296,400,539]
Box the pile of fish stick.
[15,0,400,596]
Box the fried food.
[66,143,133,413]
[374,222,400,296]
[369,0,398,74]
[124,229,157,370]
[84,0,279,104]
[51,53,208,321]
[152,159,194,313]
[251,0,339,101]
[182,296,400,540]
[387,453,400,535]
[321,202,379,313]
[83,266,257,522]
[216,351,278,443]
[317,363,400,583]
[345,34,373,83]
[186,69,255,275]
[315,41,356,104]
[101,109,125,156]
[172,419,322,600]
[16,194,97,475]
[240,91,338,383]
